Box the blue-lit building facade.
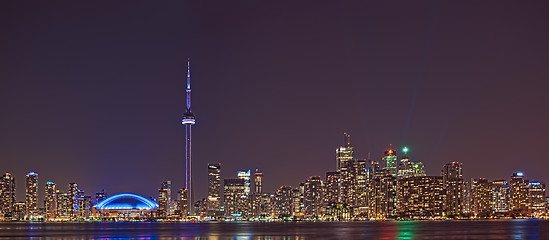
[93,193,158,219]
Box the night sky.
[1,1,548,204]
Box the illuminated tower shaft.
[182,59,196,215]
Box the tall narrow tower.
[182,58,196,215]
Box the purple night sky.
[1,1,548,203]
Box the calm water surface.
[0,220,547,239]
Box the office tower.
[336,132,353,171]
[252,192,272,218]
[291,187,303,217]
[196,198,208,218]
[161,181,172,203]
[339,159,367,210]
[45,181,57,220]
[207,163,221,216]
[68,183,79,217]
[492,180,510,213]
[397,147,414,179]
[224,178,248,217]
[441,162,464,217]
[473,178,492,217]
[510,172,529,215]
[324,172,340,205]
[56,191,71,218]
[397,176,445,219]
[445,177,464,217]
[304,176,324,218]
[463,181,473,214]
[158,188,169,218]
[78,195,92,219]
[274,186,293,217]
[25,172,38,218]
[181,59,196,215]
[368,173,397,219]
[12,202,26,221]
[412,162,426,177]
[95,189,106,204]
[383,147,397,175]
[254,171,263,193]
[0,173,16,218]
[237,170,251,195]
[442,162,463,186]
[528,181,546,218]
[178,188,189,218]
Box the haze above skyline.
[1,1,548,202]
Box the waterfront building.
[492,180,510,213]
[78,195,92,219]
[0,173,16,219]
[397,176,445,219]
[181,58,196,216]
[528,181,546,218]
[25,172,38,218]
[56,191,71,218]
[44,181,57,220]
[12,202,26,221]
[339,159,367,207]
[445,177,464,217]
[324,171,339,205]
[178,188,189,218]
[207,163,221,216]
[93,193,158,220]
[158,188,169,218]
[291,187,303,217]
[238,170,251,195]
[252,192,272,219]
[161,181,172,203]
[68,183,79,217]
[397,147,414,179]
[304,176,324,218]
[368,173,397,219]
[442,162,463,186]
[224,178,248,217]
[254,171,263,193]
[510,172,529,216]
[274,186,293,218]
[473,178,492,217]
[412,162,426,177]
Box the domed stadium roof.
[94,193,159,210]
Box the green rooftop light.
[402,147,409,153]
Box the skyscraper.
[161,181,172,203]
[181,58,196,215]
[95,189,106,204]
[178,188,189,218]
[254,171,263,193]
[442,162,463,186]
[397,176,445,219]
[224,178,247,217]
[383,147,397,176]
[158,188,169,218]
[304,176,324,218]
[336,132,353,171]
[237,169,251,195]
[528,181,546,218]
[492,180,509,213]
[25,172,38,218]
[44,181,57,220]
[441,162,464,217]
[472,178,492,217]
[0,173,16,219]
[510,172,529,215]
[68,183,79,217]
[207,163,221,216]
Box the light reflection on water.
[0,220,547,239]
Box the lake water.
[0,220,547,239]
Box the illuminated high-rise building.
[472,178,492,217]
[224,178,248,217]
[161,181,172,203]
[181,58,196,215]
[397,147,414,179]
[207,163,221,216]
[44,181,57,220]
[510,172,529,215]
[158,186,169,218]
[383,147,397,176]
[178,188,189,218]
[492,180,509,213]
[368,173,397,219]
[412,162,426,177]
[237,170,251,195]
[254,171,263,193]
[442,162,463,186]
[324,171,339,205]
[336,132,353,171]
[68,183,79,217]
[95,189,106,204]
[25,172,38,218]
[304,176,324,218]
[0,173,16,218]
[397,176,445,219]
[528,181,546,218]
[56,191,71,218]
[274,186,293,217]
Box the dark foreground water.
[0,220,548,239]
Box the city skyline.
[1,1,549,206]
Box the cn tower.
[181,58,196,216]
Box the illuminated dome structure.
[94,193,158,210]
[93,193,158,220]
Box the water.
[0,220,547,239]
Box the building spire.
[186,58,191,111]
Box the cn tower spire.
[186,58,191,111]
[182,58,196,217]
